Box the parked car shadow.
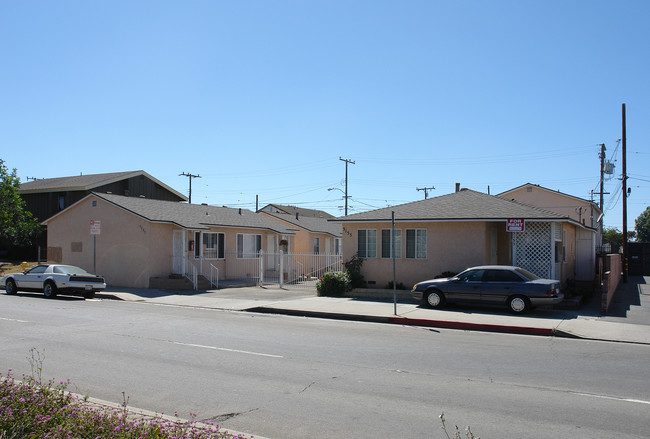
[407,297,593,320]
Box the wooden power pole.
[622,104,628,283]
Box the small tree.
[344,254,364,288]
[0,159,42,246]
[635,207,650,242]
[602,226,623,247]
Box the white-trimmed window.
[406,229,427,259]
[357,229,377,258]
[313,237,320,254]
[237,233,262,258]
[381,229,402,258]
[334,238,342,255]
[203,232,225,259]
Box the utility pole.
[416,186,435,199]
[598,144,606,211]
[622,104,628,283]
[179,172,201,204]
[339,157,355,216]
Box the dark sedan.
[411,265,563,314]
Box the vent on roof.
[239,208,242,215]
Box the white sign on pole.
[90,220,101,235]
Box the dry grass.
[0,261,37,277]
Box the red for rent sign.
[506,219,525,232]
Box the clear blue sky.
[2,1,648,231]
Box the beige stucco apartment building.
[332,188,599,288]
[43,193,295,288]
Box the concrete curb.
[388,316,556,336]
[249,306,557,337]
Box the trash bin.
[21,261,29,271]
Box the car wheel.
[508,295,530,314]
[5,279,17,295]
[425,289,446,308]
[43,282,58,299]
[83,291,95,299]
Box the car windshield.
[515,267,541,280]
[53,266,90,275]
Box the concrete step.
[149,275,217,290]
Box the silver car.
[1,264,106,299]
[411,265,563,314]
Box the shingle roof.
[260,204,334,219]
[49,193,296,233]
[262,212,342,237]
[19,170,188,201]
[332,189,569,222]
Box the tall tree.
[0,159,41,245]
[602,226,623,247]
[635,206,650,242]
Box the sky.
[1,1,648,232]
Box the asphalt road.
[2,293,650,439]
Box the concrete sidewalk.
[98,276,650,345]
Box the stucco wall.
[46,196,173,288]
[259,213,337,255]
[341,221,492,288]
[501,186,597,228]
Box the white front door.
[173,229,186,274]
[267,234,278,272]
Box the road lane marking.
[0,317,29,323]
[170,341,283,358]
[571,391,650,405]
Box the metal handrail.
[209,263,219,289]
[187,261,198,290]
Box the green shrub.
[316,271,351,297]
[344,254,365,288]
[386,281,408,290]
[435,271,457,279]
